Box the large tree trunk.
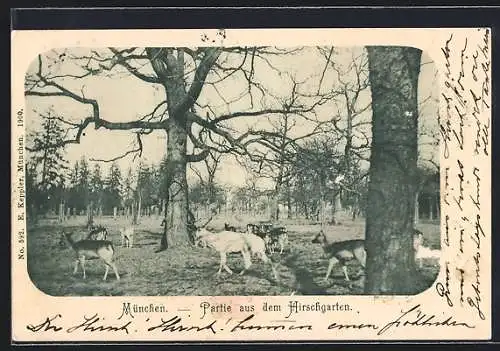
[364,46,421,295]
[162,119,190,248]
[270,185,281,222]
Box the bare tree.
[317,47,372,222]
[364,46,422,294]
[25,45,326,249]
[189,149,223,208]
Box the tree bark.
[162,119,189,248]
[364,46,422,295]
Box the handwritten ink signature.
[377,304,475,336]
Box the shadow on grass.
[282,253,327,295]
[27,217,441,296]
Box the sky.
[25,46,439,190]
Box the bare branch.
[89,132,144,163]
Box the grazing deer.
[61,232,120,281]
[246,223,273,237]
[266,226,288,254]
[120,226,134,248]
[86,225,108,241]
[247,223,287,255]
[195,228,279,281]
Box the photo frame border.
[10,5,499,346]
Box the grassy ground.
[27,212,440,296]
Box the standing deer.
[120,226,134,248]
[61,232,120,281]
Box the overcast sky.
[25,46,438,189]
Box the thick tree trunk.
[270,188,281,222]
[364,46,421,295]
[162,119,189,248]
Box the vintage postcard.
[11,28,491,342]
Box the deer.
[195,226,279,282]
[265,226,288,254]
[312,228,426,282]
[120,226,134,248]
[413,229,441,268]
[312,230,366,282]
[247,222,287,254]
[61,231,120,281]
[86,225,108,241]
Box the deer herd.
[58,216,439,286]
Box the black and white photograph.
[23,42,441,296]
[11,27,491,342]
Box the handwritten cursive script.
[378,304,474,336]
[66,313,132,334]
[147,316,217,334]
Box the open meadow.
[27,212,441,297]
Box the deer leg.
[103,264,109,281]
[324,257,339,282]
[73,259,79,275]
[239,250,252,275]
[111,263,120,280]
[342,265,351,281]
[223,251,234,274]
[219,253,233,275]
[265,255,280,281]
[80,256,86,279]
